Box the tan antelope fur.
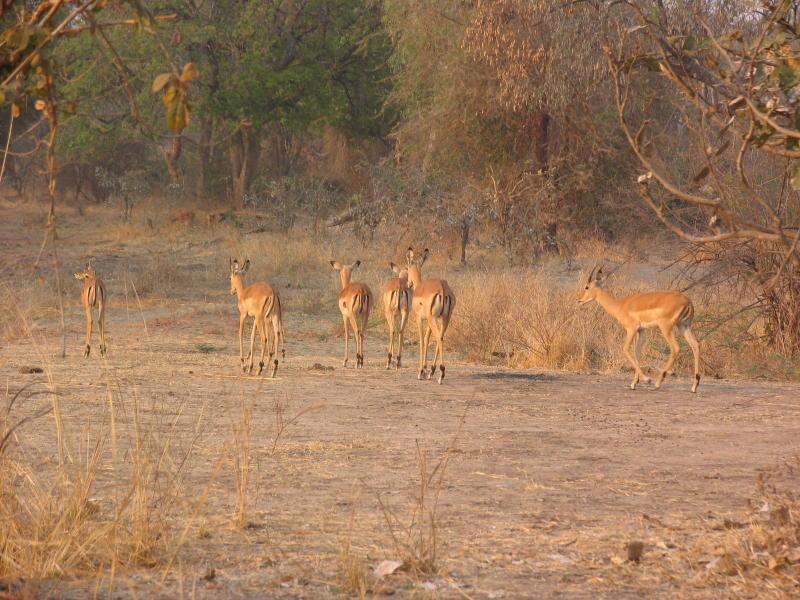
[74,265,107,358]
[406,247,456,384]
[331,260,372,368]
[577,265,701,393]
[383,263,411,369]
[229,258,284,377]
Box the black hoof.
[258,361,265,375]
[438,365,445,384]
[429,365,436,380]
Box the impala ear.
[419,248,430,266]
[406,247,414,266]
[390,262,400,274]
[595,265,605,284]
[351,260,361,270]
[330,261,342,271]
[74,272,84,280]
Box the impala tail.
[430,291,453,319]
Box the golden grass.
[446,269,624,373]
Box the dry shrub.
[237,231,326,281]
[668,461,800,595]
[0,279,58,342]
[0,386,184,581]
[447,269,623,372]
[128,254,189,298]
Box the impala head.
[577,264,605,304]
[389,262,409,285]
[330,260,361,287]
[74,264,95,281]
[404,247,429,288]
[229,257,250,295]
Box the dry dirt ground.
[2,203,800,599]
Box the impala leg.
[247,317,258,374]
[634,331,650,384]
[238,314,247,372]
[98,303,107,357]
[683,327,701,393]
[397,309,408,370]
[342,316,350,367]
[421,324,433,380]
[428,319,442,381]
[417,318,425,380]
[655,323,680,389]
[430,318,446,384]
[386,311,395,369]
[622,329,646,390]
[83,305,92,357]
[359,305,369,368]
[270,317,280,378]
[351,314,363,368]
[256,318,268,375]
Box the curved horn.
[587,264,597,282]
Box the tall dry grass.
[446,269,625,373]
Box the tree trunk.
[533,110,550,174]
[230,130,246,210]
[460,219,469,265]
[229,127,261,210]
[197,115,213,196]
[165,136,182,184]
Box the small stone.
[627,541,644,562]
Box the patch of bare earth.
[2,204,800,598]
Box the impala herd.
[74,247,702,392]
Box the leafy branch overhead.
[152,62,198,133]
[608,1,800,251]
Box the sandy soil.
[1,202,799,599]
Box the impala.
[229,258,283,377]
[74,265,107,357]
[406,248,456,384]
[577,265,701,393]
[383,263,411,369]
[331,260,372,368]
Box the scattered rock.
[309,363,334,372]
[19,366,43,374]
[420,581,437,592]
[373,560,403,579]
[627,541,644,562]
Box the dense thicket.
[2,0,800,355]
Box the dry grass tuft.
[231,398,253,529]
[447,269,624,372]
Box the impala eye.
[584,286,589,289]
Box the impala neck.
[407,265,423,291]
[339,269,351,290]
[231,274,245,298]
[593,287,624,321]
